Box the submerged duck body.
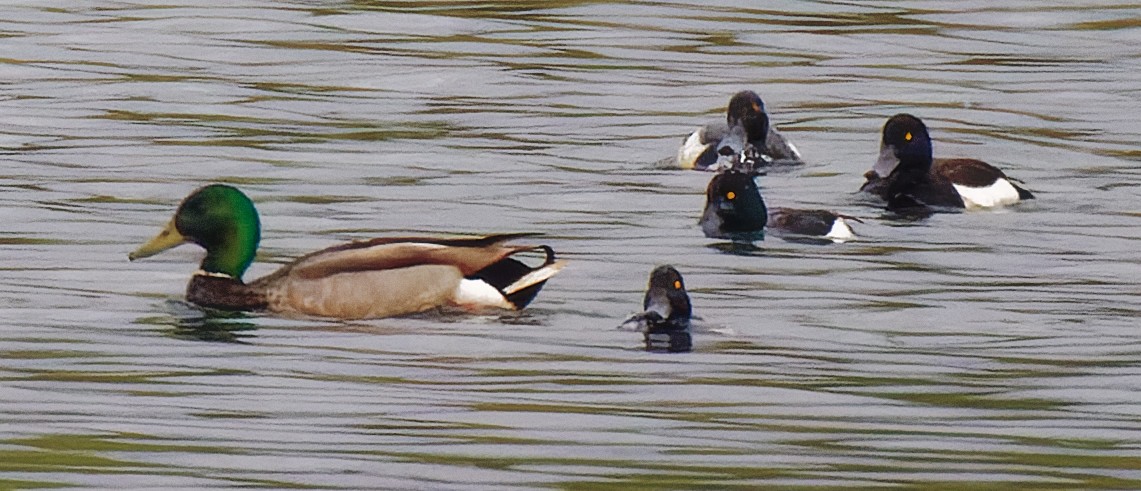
[129,184,565,320]
[860,114,1034,210]
[677,90,803,171]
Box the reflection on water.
[1,0,1140,488]
[706,241,767,255]
[146,301,261,343]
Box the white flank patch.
[952,179,1021,209]
[452,279,514,310]
[676,128,708,169]
[503,260,567,295]
[824,218,855,242]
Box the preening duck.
[677,90,803,171]
[620,265,693,353]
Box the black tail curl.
[470,245,557,309]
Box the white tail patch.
[825,218,855,242]
[452,279,514,310]
[503,260,567,295]
[450,259,567,310]
[676,128,708,169]
[952,179,1021,209]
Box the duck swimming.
[677,90,803,171]
[859,113,1034,210]
[128,184,565,320]
[621,265,693,353]
[700,151,856,242]
[700,169,769,241]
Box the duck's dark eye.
[726,191,736,200]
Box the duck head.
[726,90,770,143]
[700,170,767,241]
[873,113,934,180]
[642,265,692,326]
[715,90,771,159]
[129,184,261,279]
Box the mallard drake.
[128,184,566,320]
[859,114,1035,210]
[677,90,803,171]
[620,265,693,353]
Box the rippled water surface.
[2,1,1140,488]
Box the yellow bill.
[128,219,187,261]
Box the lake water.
[2,1,1140,488]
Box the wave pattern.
[1,1,1139,488]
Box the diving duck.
[700,153,856,242]
[700,169,769,242]
[859,113,1035,210]
[677,90,803,171]
[128,184,565,320]
[620,265,693,353]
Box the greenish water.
[2,1,1140,488]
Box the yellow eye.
[905,132,912,141]
[673,280,682,289]
[726,191,736,200]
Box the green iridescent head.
[129,184,261,279]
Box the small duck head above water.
[642,265,692,327]
[712,90,772,162]
[726,90,771,146]
[700,169,767,241]
[638,265,693,353]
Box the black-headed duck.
[677,90,803,171]
[860,114,1034,210]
